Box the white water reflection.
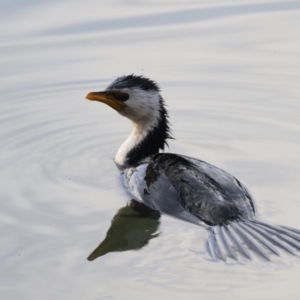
[1,1,300,299]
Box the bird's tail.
[206,220,300,262]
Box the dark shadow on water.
[87,200,161,261]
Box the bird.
[86,74,300,262]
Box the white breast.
[122,163,148,202]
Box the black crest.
[107,75,160,92]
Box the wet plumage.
[86,75,300,262]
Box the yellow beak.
[86,91,127,112]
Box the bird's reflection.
[87,200,161,261]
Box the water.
[1,1,300,299]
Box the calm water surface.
[1,1,300,299]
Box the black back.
[134,153,255,226]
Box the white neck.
[115,118,158,167]
[113,89,169,167]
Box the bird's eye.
[120,93,129,102]
[113,92,129,102]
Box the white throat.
[115,118,158,166]
[114,89,162,167]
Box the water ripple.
[0,82,127,192]
[39,2,300,36]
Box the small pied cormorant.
[86,75,300,262]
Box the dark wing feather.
[140,153,255,226]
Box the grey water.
[1,1,300,299]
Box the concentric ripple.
[0,82,132,218]
[1,1,300,299]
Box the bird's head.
[86,75,172,166]
[86,75,162,126]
